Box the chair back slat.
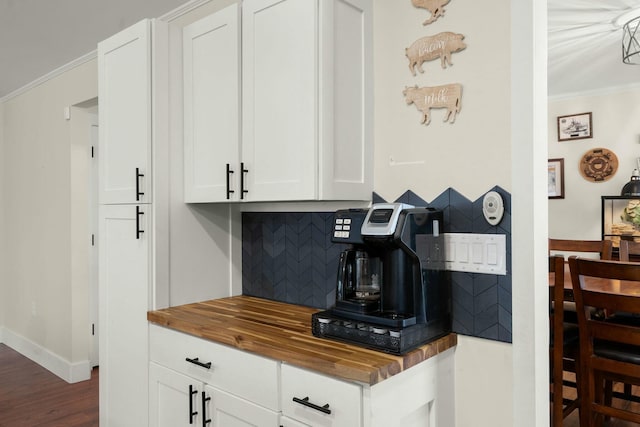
[573,258,640,282]
[549,238,613,260]
[588,320,640,346]
[582,290,640,315]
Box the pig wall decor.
[411,0,451,25]
[403,84,462,125]
[406,32,466,76]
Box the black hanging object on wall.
[621,169,640,196]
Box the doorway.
[70,98,99,369]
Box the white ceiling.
[548,0,640,97]
[0,1,639,99]
[0,0,190,99]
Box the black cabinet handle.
[201,392,211,426]
[240,162,248,200]
[185,357,212,370]
[135,206,144,240]
[189,385,198,424]
[226,163,235,200]
[292,396,332,414]
[135,168,145,201]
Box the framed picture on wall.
[548,158,565,199]
[557,112,592,141]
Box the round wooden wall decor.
[579,147,618,182]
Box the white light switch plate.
[444,233,507,275]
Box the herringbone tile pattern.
[242,212,345,308]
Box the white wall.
[374,1,512,203]
[1,59,97,377]
[548,86,640,240]
[373,1,516,426]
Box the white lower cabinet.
[149,324,279,426]
[149,324,455,427]
[281,364,361,427]
[149,363,279,427]
[149,362,198,427]
[278,417,309,427]
[207,387,279,426]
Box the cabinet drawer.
[281,364,362,427]
[149,324,279,410]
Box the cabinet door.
[149,362,203,427]
[281,364,362,427]
[99,204,150,426]
[98,19,152,204]
[183,4,241,203]
[242,0,318,202]
[279,416,310,427]
[204,385,279,427]
[318,0,373,201]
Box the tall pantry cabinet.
[98,18,168,426]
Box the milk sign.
[403,84,462,125]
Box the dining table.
[549,260,640,301]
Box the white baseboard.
[0,328,91,383]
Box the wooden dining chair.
[549,238,613,261]
[611,239,640,398]
[549,255,582,426]
[568,256,640,426]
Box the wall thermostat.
[482,191,504,226]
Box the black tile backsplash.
[242,212,345,308]
[242,186,512,343]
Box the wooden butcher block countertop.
[147,295,456,386]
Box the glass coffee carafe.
[336,249,381,313]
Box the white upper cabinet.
[183,0,373,203]
[241,0,317,202]
[98,19,152,205]
[183,4,241,203]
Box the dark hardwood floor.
[562,372,640,427]
[0,343,98,427]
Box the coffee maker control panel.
[361,203,414,237]
[332,209,368,244]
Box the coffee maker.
[312,203,451,354]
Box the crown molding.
[158,0,215,22]
[0,50,97,104]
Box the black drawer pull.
[186,357,212,370]
[135,167,145,201]
[135,206,144,240]
[201,391,211,426]
[226,163,234,200]
[240,162,248,200]
[292,396,332,415]
[189,384,198,424]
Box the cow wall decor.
[411,0,451,25]
[406,32,466,76]
[403,84,462,125]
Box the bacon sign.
[405,32,466,76]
